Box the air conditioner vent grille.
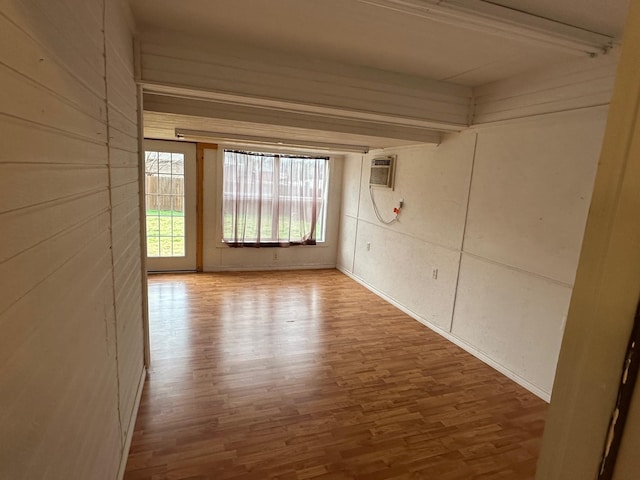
[369,156,395,189]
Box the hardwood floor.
[124,269,547,480]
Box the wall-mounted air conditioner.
[369,156,396,189]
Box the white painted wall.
[337,107,608,399]
[0,1,144,478]
[105,1,146,458]
[202,147,343,271]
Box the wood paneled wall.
[106,0,145,455]
[0,1,144,479]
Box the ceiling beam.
[143,92,445,144]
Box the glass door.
[144,140,196,271]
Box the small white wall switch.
[366,242,371,251]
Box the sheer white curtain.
[222,150,328,246]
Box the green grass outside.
[146,210,185,257]
[222,213,325,242]
[146,209,326,256]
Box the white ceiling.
[130,0,630,149]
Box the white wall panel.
[0,0,143,478]
[452,254,571,394]
[108,110,138,152]
[0,14,106,122]
[357,136,475,251]
[107,67,138,119]
[0,212,111,316]
[0,117,107,165]
[109,147,138,168]
[337,108,606,399]
[0,164,107,212]
[338,153,362,219]
[0,65,107,141]
[0,229,121,480]
[337,215,357,273]
[464,108,607,284]
[336,154,362,273]
[353,220,460,331]
[110,166,138,188]
[105,0,144,449]
[338,134,474,331]
[1,190,109,264]
[218,245,337,270]
[0,0,105,93]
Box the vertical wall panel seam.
[351,155,365,273]
[449,133,478,334]
[102,0,125,449]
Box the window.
[144,150,186,257]
[222,150,329,246]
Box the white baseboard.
[337,267,551,402]
[205,264,336,272]
[117,366,146,480]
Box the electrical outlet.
[366,242,371,251]
[432,268,438,280]
[273,251,278,261]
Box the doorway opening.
[143,140,197,272]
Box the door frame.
[143,139,197,272]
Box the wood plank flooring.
[124,269,547,480]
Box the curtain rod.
[225,149,329,160]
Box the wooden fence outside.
[145,175,185,213]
